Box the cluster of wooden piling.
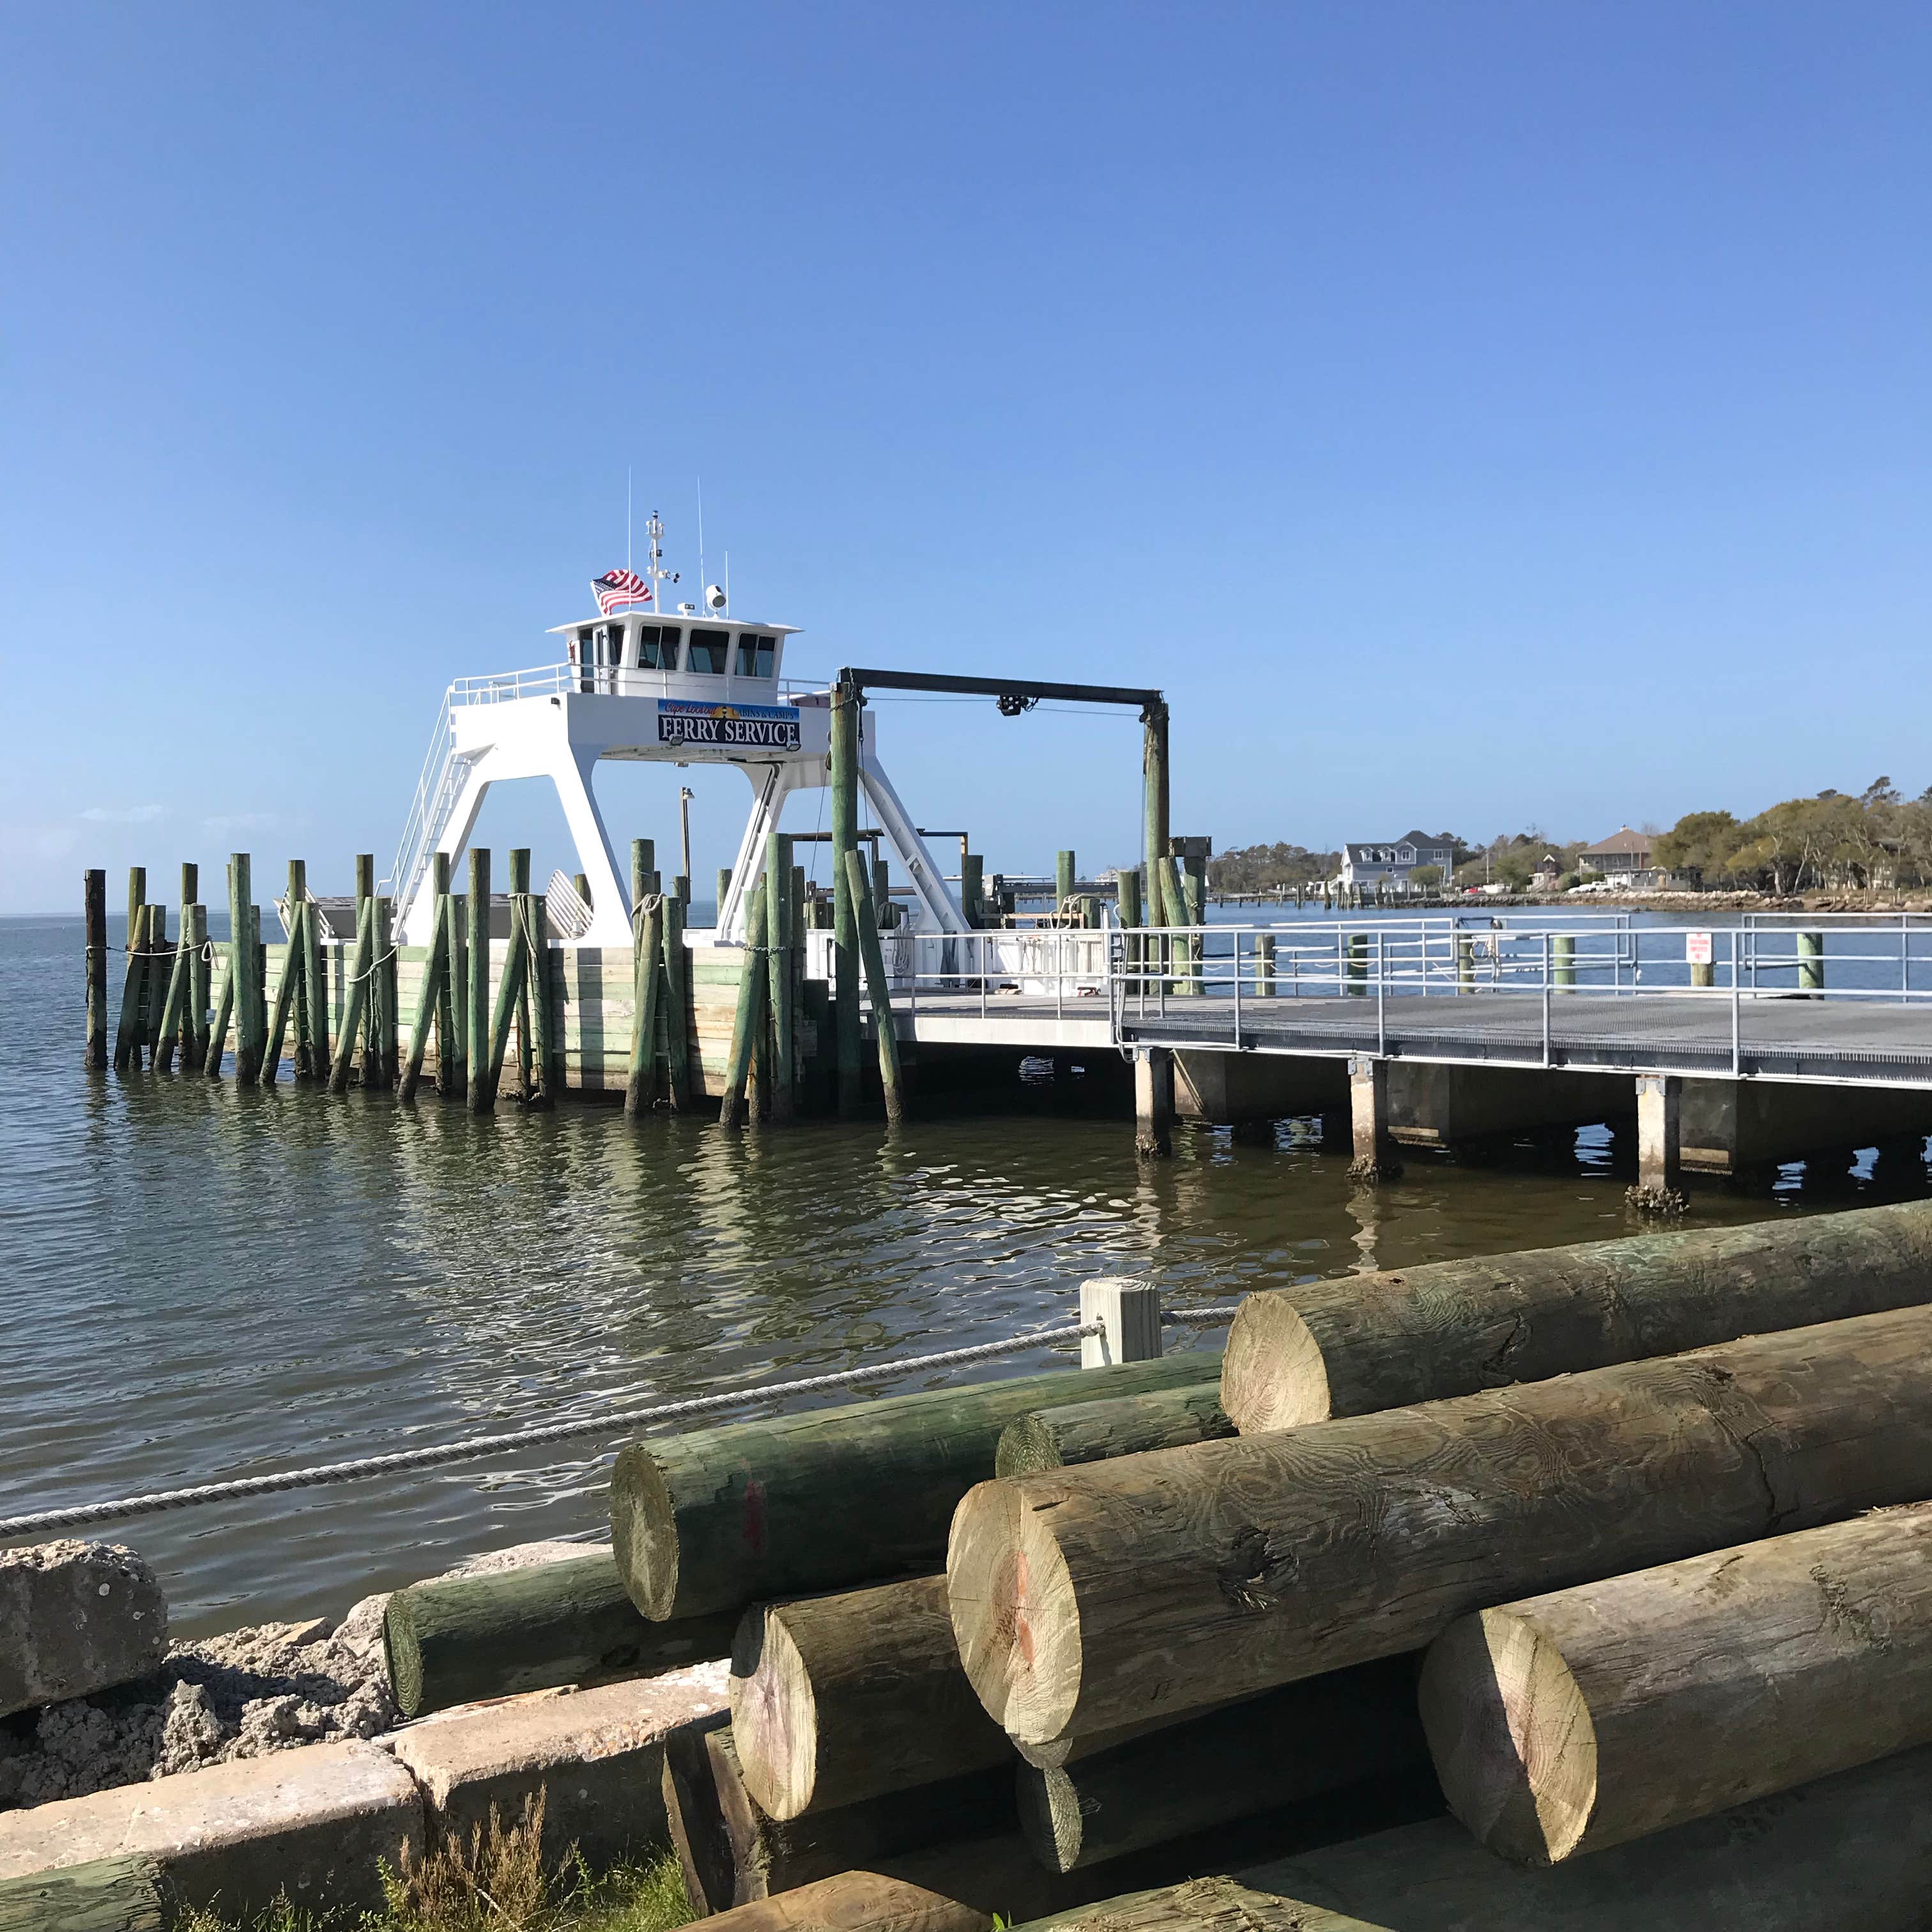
[82,835,890,1119]
[369,1199,1932,1931]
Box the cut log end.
[1220,1294,1332,1436]
[995,1413,1060,1478]
[1016,1761,1085,1873]
[946,1479,1080,1746]
[381,1597,427,1719]
[611,1441,681,1620]
[1418,1607,1598,1866]
[731,1604,819,1820]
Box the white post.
[1080,1277,1163,1369]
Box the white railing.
[1104,919,1932,1079]
[802,917,1116,1022]
[385,688,459,904]
[448,663,831,705]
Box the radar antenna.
[644,509,680,606]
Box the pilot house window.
[687,627,729,674]
[635,625,682,671]
[735,633,776,678]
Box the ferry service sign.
[657,700,802,752]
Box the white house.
[1339,831,1456,893]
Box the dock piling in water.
[466,848,491,1113]
[84,870,108,1070]
[831,678,862,1116]
[847,846,904,1123]
[625,839,663,1119]
[719,893,769,1129]
[767,832,797,1124]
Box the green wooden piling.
[718,894,769,1129]
[1056,850,1077,914]
[172,863,199,1069]
[961,852,984,928]
[663,891,691,1112]
[399,875,452,1105]
[1142,704,1170,931]
[526,893,558,1106]
[846,847,905,1123]
[873,852,893,931]
[226,856,260,1082]
[1347,931,1368,996]
[84,870,108,1069]
[261,864,307,1085]
[1456,933,1475,993]
[1116,865,1143,992]
[626,859,663,1118]
[574,870,592,911]
[1800,930,1825,994]
[327,894,375,1094]
[204,865,235,1079]
[482,894,529,1107]
[153,904,193,1073]
[831,677,862,1116]
[1257,932,1276,997]
[467,849,491,1113]
[436,854,463,1097]
[295,895,325,1077]
[1554,933,1576,992]
[767,832,796,1124]
[509,850,533,1097]
[1163,856,1193,994]
[674,873,690,905]
[112,903,150,1071]
[186,904,211,1069]
[123,864,144,941]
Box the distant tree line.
[1653,779,1932,893]
[1208,842,1341,892]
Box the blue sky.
[4,3,1929,910]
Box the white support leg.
[858,752,967,934]
[551,747,633,946]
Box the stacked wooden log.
[602,1205,1932,1932]
[387,1200,1932,1932]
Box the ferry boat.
[387,516,969,951]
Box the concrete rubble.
[0,1540,167,1717]
[0,1537,590,1811]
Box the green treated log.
[0,1857,166,1932]
[627,873,664,1117]
[831,679,862,1115]
[1162,857,1191,993]
[466,848,491,1113]
[84,869,108,1070]
[326,893,376,1094]
[383,1552,738,1719]
[1056,850,1076,912]
[1018,1656,1427,1873]
[398,871,452,1104]
[767,833,795,1124]
[1799,929,1825,994]
[1014,1878,1391,1932]
[112,903,150,1071]
[949,1304,1932,1751]
[663,891,691,1111]
[846,848,903,1123]
[1256,932,1276,998]
[483,894,530,1105]
[289,859,320,1078]
[1222,1197,1932,1435]
[440,878,466,1098]
[610,1351,1223,1622]
[995,1377,1230,1478]
[718,894,769,1129]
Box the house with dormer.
[1339,831,1457,893]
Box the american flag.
[592,568,653,615]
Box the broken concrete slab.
[0,1542,166,1718]
[0,1739,421,1914]
[388,1660,730,1871]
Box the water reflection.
[3,916,1929,1632]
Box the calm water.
[4,912,1924,1635]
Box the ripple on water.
[1,916,1915,1630]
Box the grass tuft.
[174,1788,694,1932]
